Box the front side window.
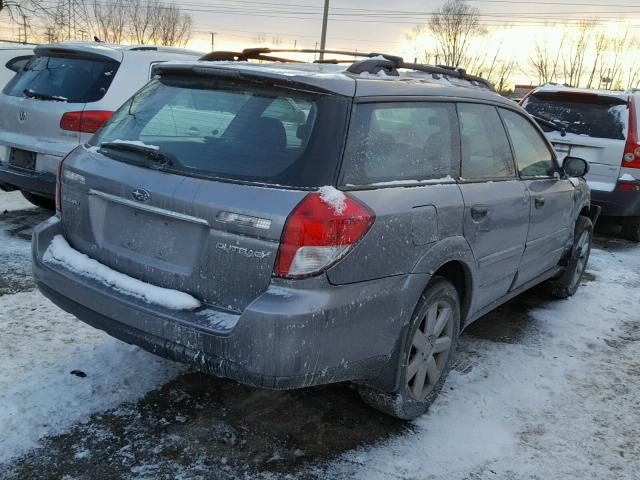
[3,54,119,103]
[92,76,349,187]
[500,109,556,177]
[341,102,457,185]
[458,103,515,180]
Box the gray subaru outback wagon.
[32,50,597,419]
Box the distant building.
[511,84,537,101]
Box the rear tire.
[21,191,55,210]
[621,219,640,242]
[550,215,593,299]
[358,277,460,420]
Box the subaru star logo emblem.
[131,188,150,203]
[17,110,27,123]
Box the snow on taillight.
[274,188,375,279]
[60,111,113,134]
[622,97,640,169]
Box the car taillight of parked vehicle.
[54,150,75,213]
[60,111,113,134]
[622,97,640,169]
[54,156,65,213]
[274,192,374,279]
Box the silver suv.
[0,41,201,208]
[522,85,640,241]
[32,50,597,419]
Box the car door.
[456,103,530,310]
[499,108,575,287]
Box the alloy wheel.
[406,300,454,401]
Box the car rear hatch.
[58,72,350,312]
[523,90,628,192]
[0,45,121,159]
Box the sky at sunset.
[1,0,639,87]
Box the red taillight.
[617,181,640,191]
[60,111,113,134]
[274,190,374,279]
[622,97,640,169]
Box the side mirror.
[563,156,590,177]
[5,55,33,73]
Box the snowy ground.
[0,190,638,479]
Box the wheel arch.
[412,236,477,326]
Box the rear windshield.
[92,76,350,188]
[522,94,628,140]
[3,54,119,103]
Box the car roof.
[0,43,34,51]
[154,60,512,105]
[531,83,631,101]
[33,41,202,62]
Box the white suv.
[522,85,640,241]
[0,41,201,208]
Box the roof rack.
[199,48,494,90]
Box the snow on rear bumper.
[32,216,423,389]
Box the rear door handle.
[470,205,488,220]
[535,196,545,208]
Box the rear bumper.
[32,216,426,389]
[591,180,640,218]
[0,162,56,198]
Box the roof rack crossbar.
[198,47,494,90]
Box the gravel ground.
[0,191,638,480]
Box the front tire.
[358,277,460,420]
[21,191,55,210]
[550,215,593,299]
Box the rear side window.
[92,77,350,188]
[458,103,515,180]
[341,102,457,185]
[3,54,119,103]
[522,94,628,140]
[499,109,556,177]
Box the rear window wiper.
[530,114,567,137]
[23,88,68,102]
[99,141,174,167]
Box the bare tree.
[0,0,49,21]
[91,0,127,44]
[586,31,609,88]
[606,29,630,90]
[150,2,191,47]
[529,33,565,85]
[562,20,594,87]
[428,0,486,67]
[128,0,159,44]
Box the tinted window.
[92,77,349,188]
[500,109,555,177]
[3,54,119,103]
[341,102,457,185]
[523,94,627,140]
[458,103,515,179]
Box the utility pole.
[319,0,329,60]
[210,32,217,51]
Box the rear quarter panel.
[327,184,466,284]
